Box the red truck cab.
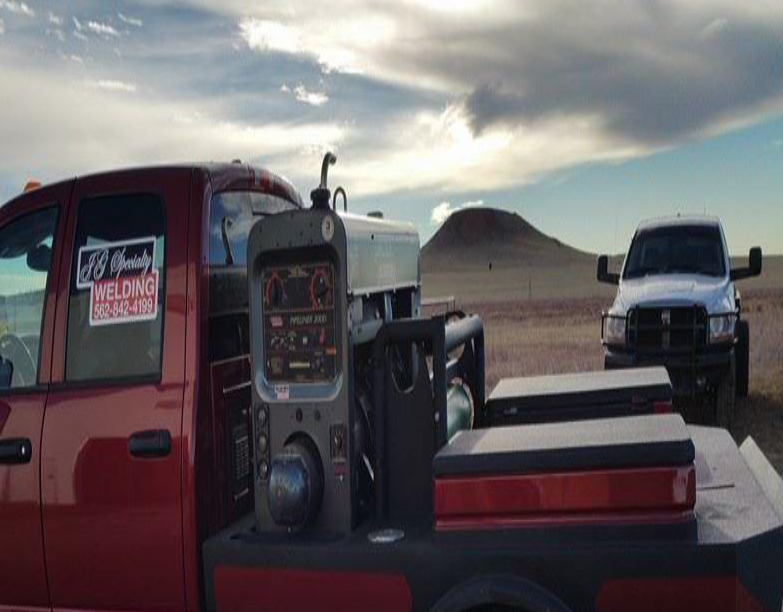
[0,164,301,611]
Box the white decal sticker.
[321,215,334,242]
[76,237,159,326]
[274,384,290,401]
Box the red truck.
[1,161,782,612]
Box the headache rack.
[628,305,708,354]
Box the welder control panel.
[262,262,339,383]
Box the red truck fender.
[431,574,572,612]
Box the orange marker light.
[23,181,42,193]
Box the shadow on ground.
[676,381,783,474]
[732,387,783,474]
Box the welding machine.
[248,154,425,536]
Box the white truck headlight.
[603,315,627,347]
[709,314,736,344]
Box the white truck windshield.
[623,225,726,279]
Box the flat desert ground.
[422,255,783,472]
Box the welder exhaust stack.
[248,153,423,535]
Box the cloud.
[293,84,328,107]
[0,59,347,191]
[0,1,34,17]
[332,102,641,197]
[0,18,4,34]
[86,20,119,37]
[3,0,783,211]
[88,79,138,93]
[118,13,142,28]
[239,14,395,74]
[47,27,65,42]
[431,199,484,225]
[233,0,783,151]
[772,139,783,149]
[280,82,328,106]
[239,19,303,57]
[73,16,120,38]
[452,19,783,145]
[48,11,63,26]
[72,16,88,40]
[701,17,728,39]
[430,202,451,225]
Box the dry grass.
[465,297,607,391]
[731,290,783,471]
[451,289,783,473]
[422,255,783,304]
[733,375,783,473]
[423,250,783,471]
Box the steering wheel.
[0,333,37,388]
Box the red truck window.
[209,191,295,267]
[65,194,165,382]
[208,191,296,361]
[0,207,58,389]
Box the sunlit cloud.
[279,82,329,106]
[1,0,783,225]
[293,84,328,107]
[72,16,88,40]
[86,20,119,37]
[234,0,783,148]
[0,1,34,17]
[0,60,347,190]
[47,28,65,42]
[118,13,143,28]
[73,16,120,38]
[431,199,484,225]
[239,14,396,74]
[701,17,728,39]
[88,79,138,93]
[331,102,643,197]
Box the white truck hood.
[613,275,734,314]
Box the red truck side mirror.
[597,255,620,285]
[730,246,762,281]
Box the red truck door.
[0,185,67,611]
[41,170,190,611]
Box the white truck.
[597,216,762,426]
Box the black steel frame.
[371,314,484,521]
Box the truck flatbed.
[203,424,783,612]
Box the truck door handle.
[0,438,32,465]
[128,430,172,458]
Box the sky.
[0,0,781,255]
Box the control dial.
[264,272,285,308]
[309,267,333,309]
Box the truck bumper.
[604,347,733,397]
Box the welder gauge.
[321,215,334,242]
